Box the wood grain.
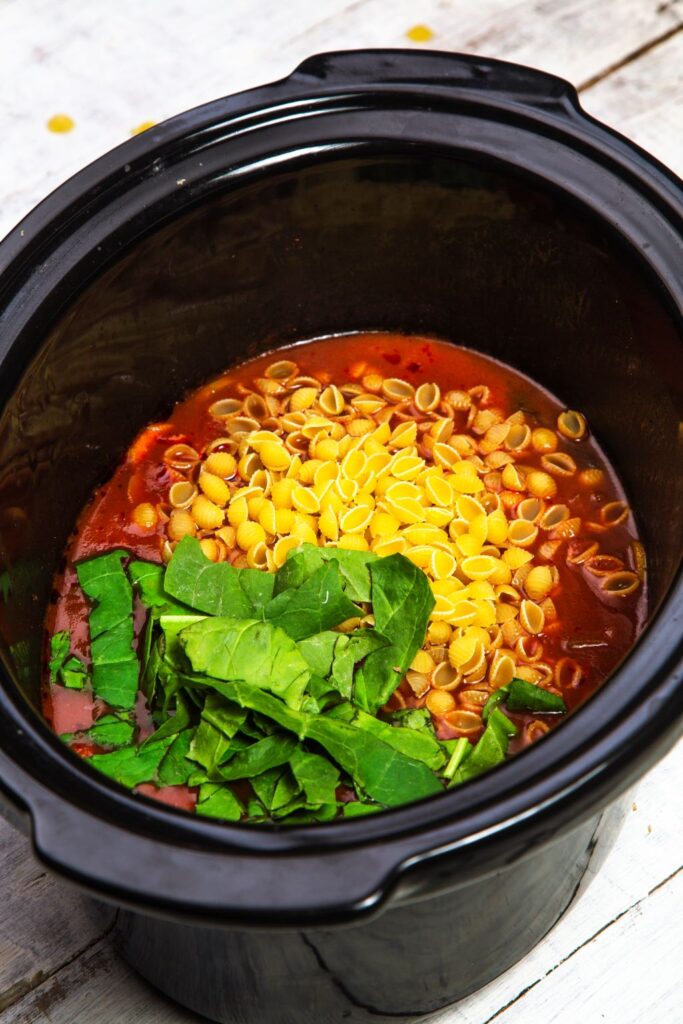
[0,827,114,1012]
[0,0,682,239]
[431,749,683,1023]
[581,29,683,175]
[0,940,206,1024]
[490,869,682,1023]
[288,0,683,86]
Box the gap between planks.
[481,864,683,1024]
[0,916,118,1014]
[578,20,683,91]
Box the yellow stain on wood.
[406,24,434,43]
[47,113,75,133]
[130,120,157,136]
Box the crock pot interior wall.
[1,153,681,708]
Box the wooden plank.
[581,30,683,176]
[285,0,682,86]
[1,0,682,239]
[487,867,682,1023]
[0,0,355,240]
[433,746,683,1022]
[0,939,204,1024]
[0,825,114,1012]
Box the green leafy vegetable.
[351,708,445,771]
[158,729,195,786]
[219,733,297,780]
[271,769,301,813]
[48,631,70,681]
[298,628,388,700]
[236,566,277,613]
[89,734,174,787]
[61,713,136,748]
[56,531,566,824]
[386,707,433,732]
[61,656,88,690]
[449,708,518,787]
[443,737,470,780]
[290,748,340,807]
[88,714,135,747]
[507,678,567,714]
[128,561,189,614]
[141,695,191,747]
[343,801,381,817]
[180,617,311,708]
[297,631,339,678]
[276,543,377,603]
[164,536,270,618]
[332,631,390,700]
[196,783,243,820]
[265,561,360,640]
[189,724,249,777]
[49,631,88,690]
[190,678,442,807]
[251,767,286,810]
[202,692,247,739]
[354,554,435,713]
[482,687,509,722]
[76,551,138,709]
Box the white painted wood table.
[0,2,681,1022]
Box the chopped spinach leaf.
[48,631,70,682]
[271,768,302,812]
[507,678,567,714]
[354,554,435,713]
[482,686,510,721]
[449,708,517,787]
[351,708,445,771]
[61,655,88,690]
[76,551,138,709]
[251,766,286,810]
[298,628,388,700]
[49,631,88,690]
[219,733,297,781]
[386,707,433,732]
[88,714,135,747]
[290,748,340,807]
[142,695,191,747]
[128,560,189,614]
[265,561,360,640]
[192,678,443,807]
[164,537,267,618]
[343,801,381,817]
[276,543,377,603]
[196,783,243,820]
[180,617,311,708]
[89,733,174,787]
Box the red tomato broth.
[44,333,647,803]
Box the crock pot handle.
[0,747,417,923]
[290,49,581,113]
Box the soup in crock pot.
[44,334,646,821]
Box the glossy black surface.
[0,50,681,1022]
[115,804,625,1022]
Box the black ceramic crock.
[0,50,681,1023]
